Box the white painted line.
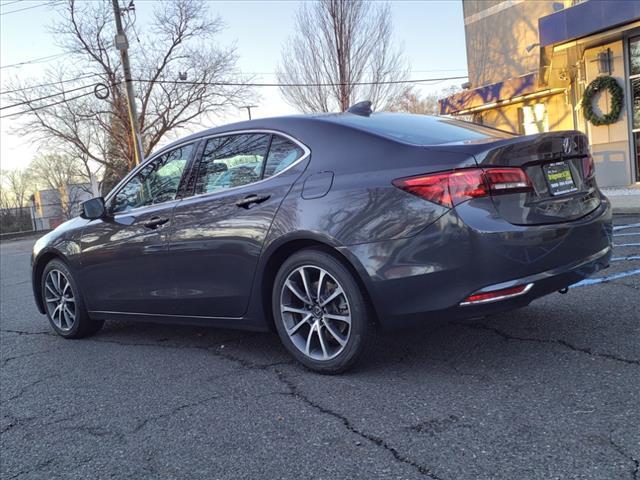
[614,243,640,247]
[613,232,640,237]
[572,268,640,287]
[611,256,640,262]
[613,222,640,231]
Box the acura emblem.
[562,137,575,154]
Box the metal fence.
[0,200,83,237]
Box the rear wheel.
[41,259,103,338]
[272,249,376,373]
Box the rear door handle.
[236,194,271,209]
[143,216,170,229]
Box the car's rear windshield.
[327,113,513,145]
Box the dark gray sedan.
[31,109,612,372]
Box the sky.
[0,0,468,171]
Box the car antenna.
[347,101,373,117]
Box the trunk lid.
[434,131,601,225]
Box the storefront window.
[519,104,549,135]
[633,78,640,131]
[630,36,640,77]
[629,36,640,181]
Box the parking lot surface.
[1,215,639,479]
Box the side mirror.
[81,197,106,220]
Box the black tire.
[272,249,377,373]
[41,259,104,339]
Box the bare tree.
[277,0,408,113]
[7,0,253,192]
[28,154,83,192]
[0,169,33,209]
[0,169,34,233]
[389,86,462,115]
[28,154,90,219]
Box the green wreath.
[582,76,623,126]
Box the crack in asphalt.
[1,279,31,288]
[1,414,37,435]
[609,436,640,480]
[6,457,56,479]
[3,373,62,403]
[131,394,222,434]
[3,323,636,479]
[4,338,444,480]
[0,329,54,337]
[455,322,640,366]
[1,347,62,367]
[273,369,445,480]
[54,395,228,445]
[120,337,447,480]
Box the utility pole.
[112,0,144,166]
[241,105,257,120]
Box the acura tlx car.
[31,103,613,373]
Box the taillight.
[482,168,531,193]
[393,167,531,208]
[581,155,595,178]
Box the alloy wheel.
[44,269,76,331]
[280,265,351,361]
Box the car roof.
[152,112,510,158]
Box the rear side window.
[194,134,270,194]
[329,113,513,145]
[263,136,304,178]
[192,133,305,195]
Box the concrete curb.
[607,197,640,215]
[0,230,49,244]
[602,186,640,215]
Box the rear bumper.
[341,197,613,329]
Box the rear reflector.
[460,283,533,306]
[582,155,595,178]
[393,167,532,208]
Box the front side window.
[111,143,194,214]
[194,134,270,194]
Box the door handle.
[143,216,170,229]
[235,194,271,209]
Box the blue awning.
[439,73,538,115]
[539,0,640,47]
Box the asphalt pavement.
[1,215,639,480]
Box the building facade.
[440,0,640,187]
[30,183,92,230]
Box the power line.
[0,73,103,95]
[0,89,100,119]
[134,75,469,88]
[0,52,68,70]
[244,69,468,76]
[0,74,468,119]
[0,0,58,16]
[0,71,467,94]
[0,82,100,111]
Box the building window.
[629,36,640,181]
[519,104,549,135]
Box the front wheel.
[272,249,376,373]
[41,259,104,339]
